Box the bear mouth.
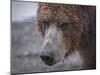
[43,61,56,66]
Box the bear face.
[37,3,96,69]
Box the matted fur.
[37,3,96,69]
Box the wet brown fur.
[37,3,96,69]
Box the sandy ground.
[11,17,81,74]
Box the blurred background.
[11,0,81,74]
[11,1,45,73]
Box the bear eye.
[42,20,49,31]
[57,22,69,31]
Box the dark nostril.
[40,55,55,66]
[41,55,53,62]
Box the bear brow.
[57,20,79,25]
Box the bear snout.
[40,51,55,66]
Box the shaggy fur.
[37,3,96,69]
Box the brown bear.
[37,2,96,70]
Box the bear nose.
[40,53,55,66]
